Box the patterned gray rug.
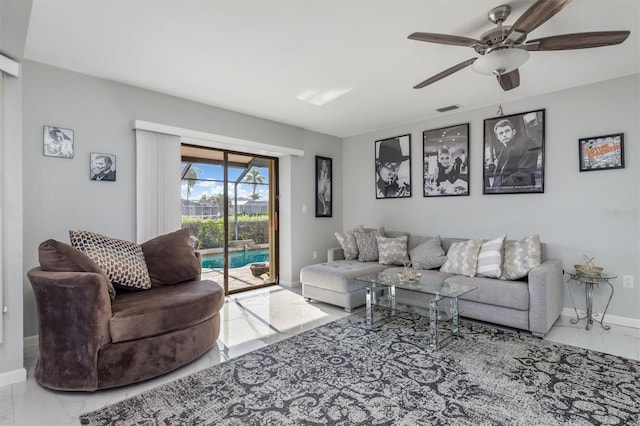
[79,310,640,425]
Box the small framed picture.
[483,109,545,195]
[423,123,469,197]
[375,134,412,199]
[43,125,74,158]
[579,133,624,172]
[90,153,116,181]
[315,156,332,217]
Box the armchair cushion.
[38,239,116,299]
[70,230,151,290]
[141,228,202,286]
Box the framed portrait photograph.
[375,134,411,199]
[483,109,545,195]
[43,125,74,158]
[90,153,116,182]
[579,133,624,172]
[315,156,332,217]
[423,123,469,197]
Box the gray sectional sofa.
[300,231,564,337]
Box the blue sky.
[181,164,270,201]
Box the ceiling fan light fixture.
[472,48,529,76]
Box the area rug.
[80,310,640,425]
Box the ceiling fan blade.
[497,69,520,91]
[413,58,477,89]
[505,0,573,44]
[525,31,630,51]
[408,32,479,47]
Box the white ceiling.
[24,0,639,138]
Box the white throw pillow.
[334,225,364,260]
[440,239,483,277]
[500,234,541,280]
[376,235,410,265]
[476,235,506,278]
[409,236,447,270]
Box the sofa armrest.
[527,259,564,337]
[328,247,345,262]
[27,268,113,391]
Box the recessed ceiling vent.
[436,104,462,113]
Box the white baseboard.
[0,368,26,387]
[561,308,640,329]
[278,279,301,288]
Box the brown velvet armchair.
[27,229,225,391]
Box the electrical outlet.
[312,250,318,259]
[623,275,634,288]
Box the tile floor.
[1,286,638,426]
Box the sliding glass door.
[181,145,278,294]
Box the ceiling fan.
[409,0,630,91]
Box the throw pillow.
[476,235,506,278]
[141,228,202,285]
[440,239,483,277]
[334,225,364,260]
[353,227,385,262]
[69,230,152,290]
[376,235,410,265]
[409,236,447,270]
[500,234,541,280]
[38,239,116,299]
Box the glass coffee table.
[356,271,476,350]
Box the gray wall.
[22,60,342,337]
[343,74,640,323]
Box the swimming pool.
[201,248,269,269]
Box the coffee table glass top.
[356,271,476,298]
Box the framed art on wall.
[315,156,332,217]
[90,153,117,181]
[483,109,545,195]
[423,123,469,197]
[579,133,624,172]
[43,125,74,158]
[375,134,411,199]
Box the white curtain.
[135,129,181,243]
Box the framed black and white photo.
[375,134,411,199]
[90,153,116,182]
[423,123,469,197]
[43,125,74,158]
[315,156,332,217]
[483,109,545,195]
[579,133,624,172]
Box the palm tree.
[244,167,264,200]
[181,164,201,201]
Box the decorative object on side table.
[398,261,421,282]
[566,258,615,330]
[578,133,624,172]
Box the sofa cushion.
[444,275,530,311]
[109,280,224,343]
[500,234,541,280]
[38,239,116,299]
[334,231,359,260]
[354,227,385,262]
[376,235,410,265]
[141,229,201,286]
[440,239,483,277]
[476,235,506,278]
[409,236,447,270]
[300,260,390,294]
[70,230,152,290]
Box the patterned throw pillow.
[500,234,541,280]
[376,235,410,265]
[409,236,447,270]
[440,239,483,277]
[70,230,152,290]
[476,235,506,278]
[353,227,385,262]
